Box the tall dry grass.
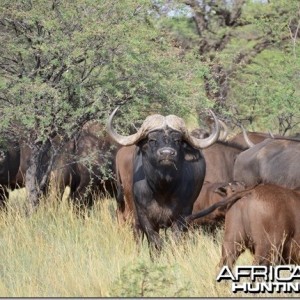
[0,187,295,297]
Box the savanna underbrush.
[0,187,295,297]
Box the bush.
[110,261,191,297]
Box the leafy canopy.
[0,0,209,144]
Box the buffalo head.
[138,129,185,170]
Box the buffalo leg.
[133,218,144,251]
[219,239,245,271]
[116,184,126,224]
[252,243,272,266]
[70,177,94,215]
[116,193,134,225]
[0,186,9,210]
[253,238,290,266]
[144,224,162,253]
[171,217,189,243]
[135,206,162,254]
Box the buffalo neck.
[141,155,182,194]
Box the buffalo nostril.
[169,149,175,156]
[159,148,176,156]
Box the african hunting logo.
[217,266,300,293]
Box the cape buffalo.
[200,140,247,183]
[52,122,118,209]
[233,137,300,189]
[107,107,220,251]
[0,141,20,207]
[189,134,247,234]
[0,141,36,204]
[187,184,300,269]
[115,120,232,227]
[229,130,275,148]
[191,181,245,233]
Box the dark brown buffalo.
[52,122,118,208]
[231,128,300,148]
[115,121,233,226]
[233,138,300,189]
[191,181,245,232]
[187,184,300,269]
[189,124,247,233]
[230,131,269,146]
[1,124,117,210]
[0,138,55,209]
[200,140,246,183]
[0,141,20,207]
[229,129,276,148]
[0,141,36,202]
[107,107,220,251]
[189,137,246,234]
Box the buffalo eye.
[148,139,157,146]
[174,139,181,145]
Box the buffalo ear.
[136,138,148,152]
[183,142,201,161]
[214,186,227,197]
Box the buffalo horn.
[187,110,220,149]
[219,120,228,141]
[268,130,274,138]
[241,125,255,148]
[106,107,166,146]
[106,107,143,146]
[107,107,220,149]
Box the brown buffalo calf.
[219,184,300,269]
[192,181,245,233]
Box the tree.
[228,48,300,134]
[0,0,207,212]
[159,0,300,132]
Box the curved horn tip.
[209,109,220,132]
[106,106,142,146]
[188,109,220,149]
[218,119,228,141]
[268,129,274,138]
[241,124,255,148]
[106,106,120,126]
[110,106,120,118]
[208,109,215,117]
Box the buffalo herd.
[0,107,300,269]
[0,122,117,210]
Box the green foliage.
[110,261,191,297]
[228,48,300,133]
[160,15,199,48]
[243,0,299,44]
[157,0,300,133]
[0,0,208,143]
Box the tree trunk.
[25,139,55,215]
[203,58,229,112]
